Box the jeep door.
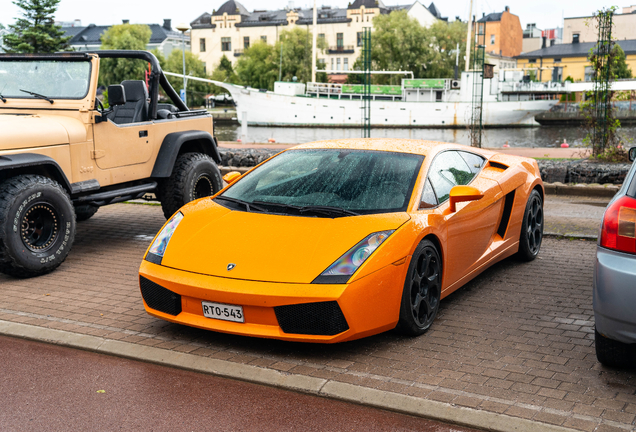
[93,120,154,170]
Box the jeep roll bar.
[87,50,189,119]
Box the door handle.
[139,130,148,138]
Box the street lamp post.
[175,23,190,104]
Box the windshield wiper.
[0,93,6,103]
[20,89,54,104]
[299,205,359,217]
[253,201,358,217]
[215,196,268,213]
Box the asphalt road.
[0,335,479,432]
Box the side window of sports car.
[428,151,474,203]
[420,178,437,209]
[459,151,485,174]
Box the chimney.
[541,36,546,48]
[122,19,129,24]
[482,12,485,18]
[550,39,555,46]
[163,19,171,30]
[505,6,509,12]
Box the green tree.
[427,20,467,78]
[161,49,212,107]
[98,23,151,86]
[613,44,632,79]
[235,41,277,90]
[209,54,238,95]
[2,0,70,53]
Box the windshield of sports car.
[0,60,91,100]
[217,149,424,216]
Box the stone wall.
[219,148,633,185]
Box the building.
[476,7,522,58]
[516,39,636,82]
[485,53,517,73]
[190,0,447,75]
[564,8,636,44]
[61,19,189,58]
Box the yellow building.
[516,39,636,82]
[190,0,445,76]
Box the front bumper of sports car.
[138,259,409,343]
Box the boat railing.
[307,82,343,95]
[500,81,567,93]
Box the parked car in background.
[594,146,636,368]
[139,139,545,343]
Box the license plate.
[201,301,244,323]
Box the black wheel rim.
[21,203,60,252]
[526,195,543,255]
[193,174,214,200]
[409,247,441,329]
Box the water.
[214,124,636,148]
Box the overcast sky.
[0,0,623,32]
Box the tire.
[0,175,76,278]
[395,239,442,336]
[157,152,222,220]
[517,189,543,262]
[74,204,98,222]
[595,328,635,368]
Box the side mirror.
[223,171,242,184]
[629,147,636,162]
[107,84,126,106]
[449,185,483,212]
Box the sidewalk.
[1,203,635,432]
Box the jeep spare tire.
[0,175,76,278]
[158,152,222,219]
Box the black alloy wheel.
[518,189,543,261]
[193,174,214,200]
[396,239,442,336]
[21,203,60,252]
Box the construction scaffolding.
[592,9,614,154]
[469,18,486,148]
[361,28,372,138]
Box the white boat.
[207,71,564,128]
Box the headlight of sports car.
[146,212,184,264]
[313,230,394,284]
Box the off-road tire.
[74,204,98,222]
[395,239,442,336]
[157,152,222,219]
[517,189,543,262]
[0,175,76,278]
[595,328,636,369]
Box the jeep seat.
[110,80,149,124]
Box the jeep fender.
[151,131,222,178]
[0,153,72,192]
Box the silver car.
[594,146,636,368]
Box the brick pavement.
[1,203,635,432]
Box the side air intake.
[497,190,516,238]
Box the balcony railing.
[234,49,244,57]
[328,45,354,54]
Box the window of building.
[357,32,363,47]
[554,58,561,63]
[336,58,341,71]
[490,34,495,45]
[337,33,343,48]
[343,58,348,71]
[584,66,594,82]
[573,33,580,43]
[331,58,334,70]
[221,37,231,52]
[203,65,206,74]
[528,58,537,63]
[200,38,206,52]
[261,35,267,43]
[318,33,325,41]
[244,36,250,49]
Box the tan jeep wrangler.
[0,50,223,277]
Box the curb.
[544,232,598,240]
[0,320,578,432]
[543,183,619,198]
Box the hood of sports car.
[160,201,410,284]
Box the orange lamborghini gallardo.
[139,139,544,343]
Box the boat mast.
[311,0,317,83]
[464,0,473,72]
